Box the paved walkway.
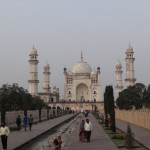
[0,114,75,150]
[63,113,119,150]
[1,113,150,150]
[116,119,150,149]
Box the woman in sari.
[79,120,85,141]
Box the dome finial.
[116,59,121,67]
[44,60,49,68]
[81,51,83,60]
[33,44,34,49]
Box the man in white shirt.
[0,122,10,150]
[84,119,92,142]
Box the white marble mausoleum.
[64,54,101,102]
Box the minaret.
[115,60,123,98]
[125,43,136,87]
[28,46,39,95]
[43,62,50,93]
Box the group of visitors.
[52,136,62,150]
[16,114,33,131]
[79,118,92,142]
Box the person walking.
[84,110,89,117]
[84,119,92,142]
[28,114,33,131]
[79,120,85,141]
[23,115,28,131]
[0,122,10,150]
[16,115,21,130]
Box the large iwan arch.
[76,83,89,102]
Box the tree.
[33,96,47,122]
[116,83,146,110]
[131,83,146,109]
[104,90,108,127]
[143,84,150,108]
[0,83,34,122]
[0,84,15,122]
[124,124,134,148]
[116,88,133,110]
[104,85,116,132]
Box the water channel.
[26,114,81,150]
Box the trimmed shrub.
[124,124,134,148]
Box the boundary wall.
[115,109,150,129]
[1,110,47,125]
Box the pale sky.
[0,0,150,99]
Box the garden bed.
[93,113,147,150]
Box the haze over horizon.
[0,0,150,99]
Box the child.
[53,138,59,150]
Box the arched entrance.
[76,83,89,102]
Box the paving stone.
[63,113,119,150]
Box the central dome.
[72,59,92,74]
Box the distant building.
[28,46,59,103]
[64,53,101,102]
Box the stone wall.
[93,102,150,130]
[2,110,47,125]
[115,109,150,129]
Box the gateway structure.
[64,54,101,102]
